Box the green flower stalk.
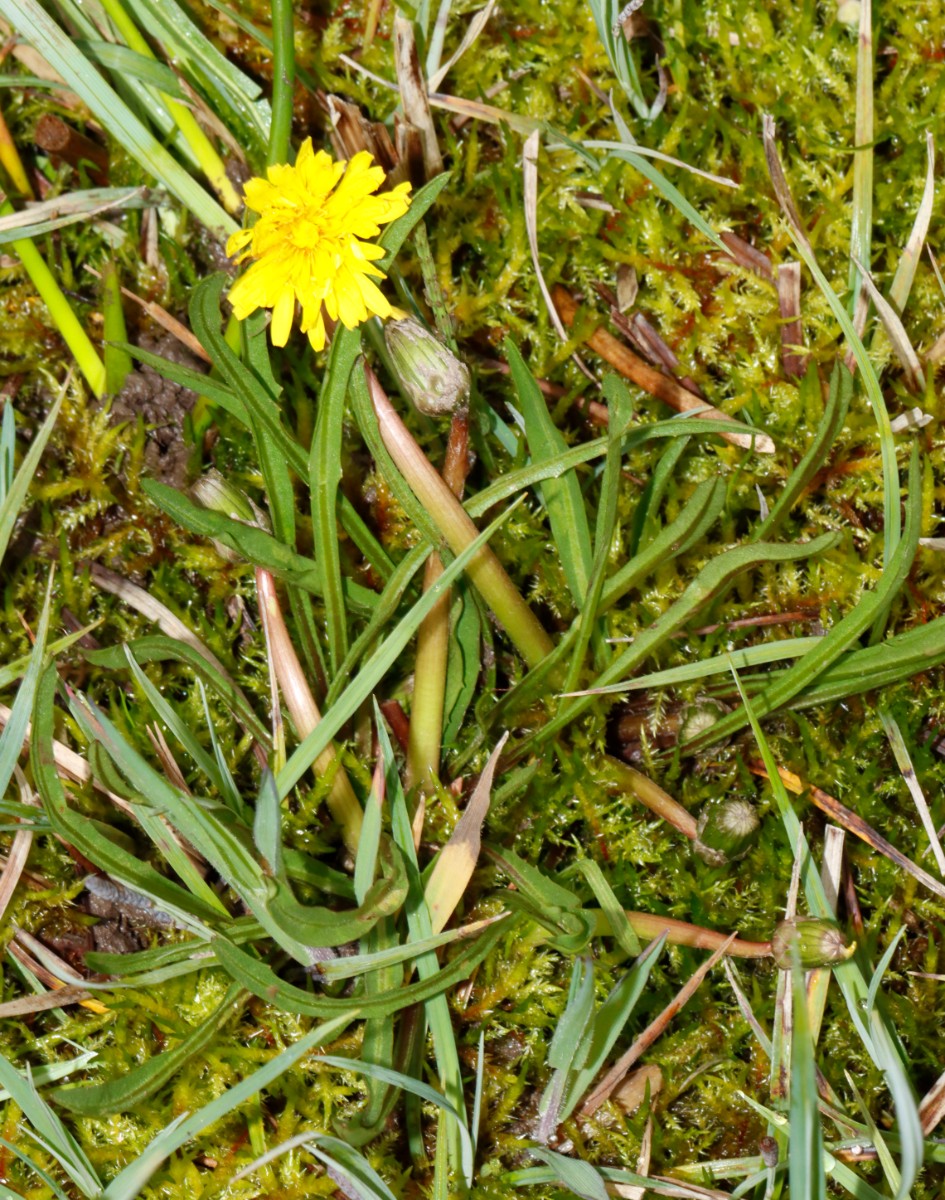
[366,362,554,670]
[382,319,474,793]
[97,0,241,215]
[0,108,105,397]
[771,918,855,970]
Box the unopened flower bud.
[694,798,760,866]
[384,317,470,416]
[190,469,270,562]
[771,918,855,970]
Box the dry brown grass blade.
[425,733,507,934]
[0,767,37,927]
[427,0,496,92]
[10,931,107,1014]
[719,231,774,281]
[84,263,210,363]
[255,566,362,853]
[777,261,806,378]
[523,131,568,344]
[393,13,443,180]
[918,1069,945,1135]
[552,286,775,453]
[579,933,737,1116]
[0,701,132,813]
[890,130,935,316]
[749,760,945,903]
[0,987,94,1017]
[90,563,227,673]
[852,255,925,391]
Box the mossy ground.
[3,0,945,1196]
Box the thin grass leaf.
[85,636,270,746]
[789,957,826,1200]
[752,363,852,542]
[562,936,664,1120]
[691,446,920,749]
[763,115,900,563]
[0,1136,73,1200]
[562,377,629,691]
[31,665,224,929]
[527,1146,609,1200]
[51,985,246,1115]
[99,1014,352,1200]
[537,957,595,1141]
[312,1137,400,1200]
[277,499,523,799]
[126,0,270,152]
[0,0,235,234]
[0,1053,101,1197]
[382,711,471,1183]
[880,707,945,876]
[847,0,873,313]
[735,676,922,1199]
[310,327,361,678]
[0,391,62,565]
[0,571,52,803]
[213,917,508,1020]
[507,338,592,605]
[888,131,935,315]
[826,1157,889,1200]
[521,531,838,754]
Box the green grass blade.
[789,958,827,1200]
[99,1015,353,1200]
[0,1052,101,1197]
[0,391,62,565]
[276,500,523,799]
[310,327,361,677]
[507,337,592,608]
[763,117,899,562]
[0,0,235,235]
[847,0,873,312]
[51,985,246,1115]
[695,446,921,747]
[751,362,852,543]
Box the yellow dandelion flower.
[226,141,412,351]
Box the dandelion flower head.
[226,141,412,351]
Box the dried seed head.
[384,317,470,416]
[679,698,727,743]
[693,798,760,866]
[771,918,855,970]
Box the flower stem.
[603,755,698,840]
[267,0,296,168]
[406,411,470,793]
[101,261,131,395]
[594,909,771,959]
[97,0,242,214]
[0,110,105,397]
[366,363,554,670]
[256,567,363,853]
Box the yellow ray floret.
[226,141,412,350]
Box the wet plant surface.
[1,0,945,1197]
